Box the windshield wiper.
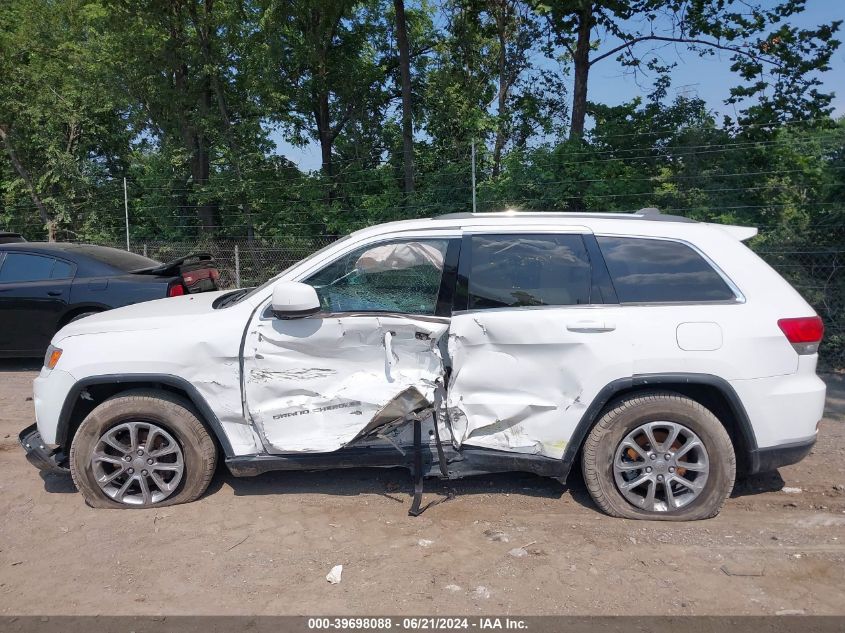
[216,288,251,308]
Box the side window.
[0,253,56,283]
[597,236,736,303]
[51,259,74,279]
[304,239,450,314]
[467,234,592,309]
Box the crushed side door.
[444,230,632,459]
[243,314,449,453]
[446,308,631,458]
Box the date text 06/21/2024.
[306,617,528,630]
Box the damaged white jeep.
[20,210,826,520]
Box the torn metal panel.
[447,308,632,458]
[243,314,449,453]
[353,386,431,439]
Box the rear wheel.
[581,392,735,521]
[69,392,217,508]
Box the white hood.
[54,290,229,341]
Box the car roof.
[348,208,757,242]
[0,242,160,273]
[1,241,107,253]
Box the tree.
[536,0,842,140]
[0,125,52,237]
[488,0,566,177]
[188,0,257,239]
[394,0,414,198]
[91,0,274,236]
[96,1,221,232]
[419,0,565,184]
[257,0,395,180]
[0,0,132,240]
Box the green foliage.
[0,1,843,364]
[3,0,839,241]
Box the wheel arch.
[560,373,758,481]
[56,374,235,458]
[57,304,109,329]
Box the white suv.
[20,210,826,520]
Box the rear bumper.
[747,436,816,474]
[18,423,69,474]
[729,361,826,449]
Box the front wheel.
[69,392,217,508]
[581,392,735,521]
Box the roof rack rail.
[434,208,696,223]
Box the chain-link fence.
[121,237,338,289]
[96,229,844,372]
[756,249,843,373]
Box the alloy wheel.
[612,421,710,512]
[90,421,185,505]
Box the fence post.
[123,177,130,251]
[471,140,477,213]
[234,244,241,288]
[143,243,147,258]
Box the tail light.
[167,281,186,297]
[778,316,824,354]
[181,267,219,291]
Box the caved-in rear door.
[445,231,632,459]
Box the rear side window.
[467,234,592,309]
[0,253,56,282]
[71,245,159,271]
[51,260,74,279]
[597,236,736,303]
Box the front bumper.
[33,367,78,445]
[18,423,69,474]
[747,436,816,474]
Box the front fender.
[52,374,237,457]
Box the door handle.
[567,320,616,333]
[47,290,62,297]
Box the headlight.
[44,345,63,369]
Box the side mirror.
[271,281,321,319]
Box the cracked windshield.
[305,240,448,314]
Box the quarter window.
[467,234,592,309]
[304,239,450,314]
[597,236,736,303]
[51,260,73,279]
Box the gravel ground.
[0,361,843,616]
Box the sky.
[271,0,845,172]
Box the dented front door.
[243,237,456,453]
[243,315,449,452]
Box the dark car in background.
[0,243,219,357]
[0,232,26,244]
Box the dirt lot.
[0,361,843,616]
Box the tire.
[581,391,735,521]
[69,391,217,509]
